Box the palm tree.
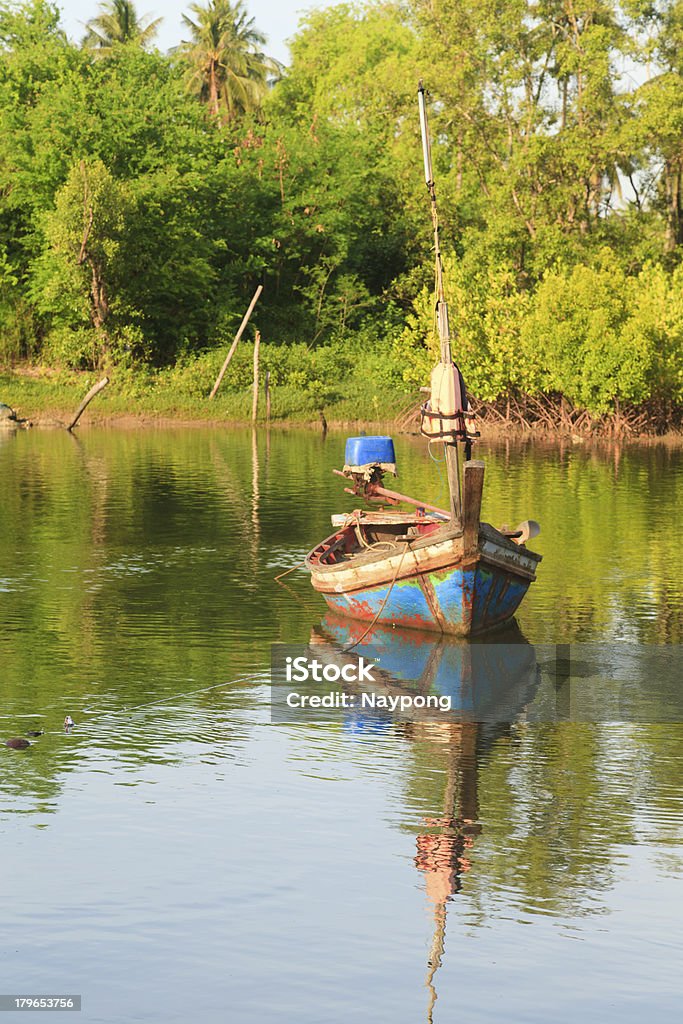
[82,0,162,55]
[178,0,280,119]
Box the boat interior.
[307,512,453,568]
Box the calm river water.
[1,427,682,1023]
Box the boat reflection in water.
[310,614,540,1023]
[313,612,539,724]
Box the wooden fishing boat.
[306,492,540,636]
[305,84,541,636]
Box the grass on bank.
[0,344,414,425]
[3,332,682,439]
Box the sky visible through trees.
[56,0,323,62]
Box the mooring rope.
[80,677,251,722]
[273,560,307,582]
[342,542,410,652]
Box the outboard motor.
[342,436,397,500]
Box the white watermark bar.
[271,643,457,724]
[0,997,81,1011]
[270,642,683,724]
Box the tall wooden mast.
[418,83,462,524]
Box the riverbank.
[2,366,682,444]
[0,364,410,431]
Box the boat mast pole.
[418,83,462,524]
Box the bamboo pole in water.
[209,285,263,399]
[252,330,260,422]
[67,376,109,431]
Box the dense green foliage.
[0,0,682,422]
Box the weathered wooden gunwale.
[306,521,539,591]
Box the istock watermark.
[270,641,683,726]
[284,654,377,684]
[271,644,454,723]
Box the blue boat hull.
[307,520,541,637]
[322,558,531,636]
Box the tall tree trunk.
[77,161,110,367]
[88,258,109,329]
[456,128,463,192]
[209,62,220,117]
[88,258,110,366]
[664,158,682,252]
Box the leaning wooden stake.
[209,285,263,399]
[67,376,109,432]
[252,330,260,422]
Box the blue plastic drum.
[344,436,396,470]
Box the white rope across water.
[79,676,253,723]
[5,677,255,744]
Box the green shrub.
[41,326,101,370]
[395,255,531,400]
[396,248,683,415]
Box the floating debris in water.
[5,737,30,750]
[64,715,75,731]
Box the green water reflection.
[1,427,682,1024]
